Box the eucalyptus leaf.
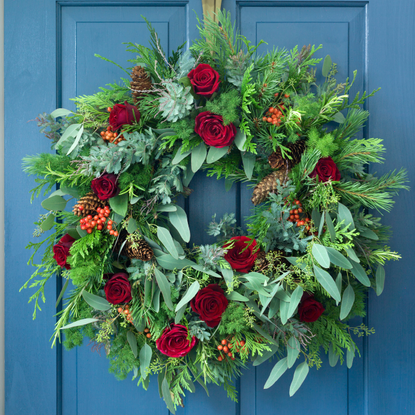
[139,343,152,379]
[264,358,288,389]
[312,244,330,268]
[161,378,175,414]
[289,361,309,396]
[318,211,325,238]
[82,291,111,311]
[55,123,81,148]
[156,254,195,270]
[226,291,249,302]
[175,305,186,324]
[220,267,233,289]
[157,204,177,212]
[234,129,247,151]
[206,146,228,163]
[375,265,385,296]
[347,345,355,369]
[60,186,81,198]
[127,331,138,358]
[329,343,340,367]
[152,286,161,312]
[360,228,379,240]
[67,125,84,155]
[172,146,190,164]
[109,193,128,217]
[127,218,138,233]
[340,284,355,320]
[191,142,207,173]
[287,285,304,319]
[182,167,195,187]
[345,247,360,263]
[313,265,341,302]
[50,108,73,118]
[175,281,200,311]
[332,111,346,124]
[154,268,174,311]
[157,226,179,259]
[349,259,371,287]
[40,213,56,231]
[60,318,99,330]
[326,247,352,269]
[322,54,332,77]
[242,152,256,180]
[287,336,300,368]
[311,209,321,229]
[338,203,355,230]
[335,272,342,304]
[225,178,233,192]
[41,195,67,211]
[280,299,290,324]
[191,265,221,278]
[325,212,336,242]
[168,206,191,243]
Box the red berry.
[97,225,103,230]
[221,339,227,345]
[78,205,84,211]
[87,215,92,220]
[218,356,223,362]
[87,228,92,234]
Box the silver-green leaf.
[313,265,341,302]
[264,357,288,389]
[312,244,330,268]
[340,284,355,320]
[154,268,173,311]
[289,361,309,396]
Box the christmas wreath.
[22,11,408,412]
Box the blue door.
[5,0,414,414]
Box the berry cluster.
[78,206,119,236]
[287,199,311,231]
[262,93,290,127]
[117,304,133,324]
[217,338,246,362]
[144,328,152,339]
[100,125,125,145]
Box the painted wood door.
[5,0,414,414]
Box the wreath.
[23,11,408,412]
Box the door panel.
[5,0,415,414]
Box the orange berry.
[228,344,233,349]
[144,328,149,333]
[231,357,235,361]
[107,107,112,112]
[223,346,229,353]
[87,228,92,234]
[218,356,223,362]
[114,231,119,237]
[221,339,227,345]
[240,341,245,347]
[217,345,223,351]
[124,309,129,314]
[228,352,233,357]
[262,117,267,121]
[146,333,151,338]
[274,93,279,97]
[284,94,290,98]
[267,117,272,123]
[117,307,123,313]
[269,107,275,113]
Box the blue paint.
[5,0,415,414]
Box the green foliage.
[205,90,241,126]
[218,302,249,335]
[307,128,338,158]
[158,81,194,122]
[79,129,160,175]
[118,163,153,194]
[108,331,138,380]
[72,82,131,128]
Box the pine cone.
[130,66,152,103]
[251,170,288,205]
[73,192,105,217]
[268,140,306,170]
[124,238,154,261]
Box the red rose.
[195,111,236,148]
[187,63,220,97]
[109,101,140,130]
[91,173,120,201]
[53,234,75,269]
[310,157,341,182]
[156,324,197,358]
[104,273,132,305]
[190,284,228,327]
[298,293,325,322]
[223,236,258,273]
